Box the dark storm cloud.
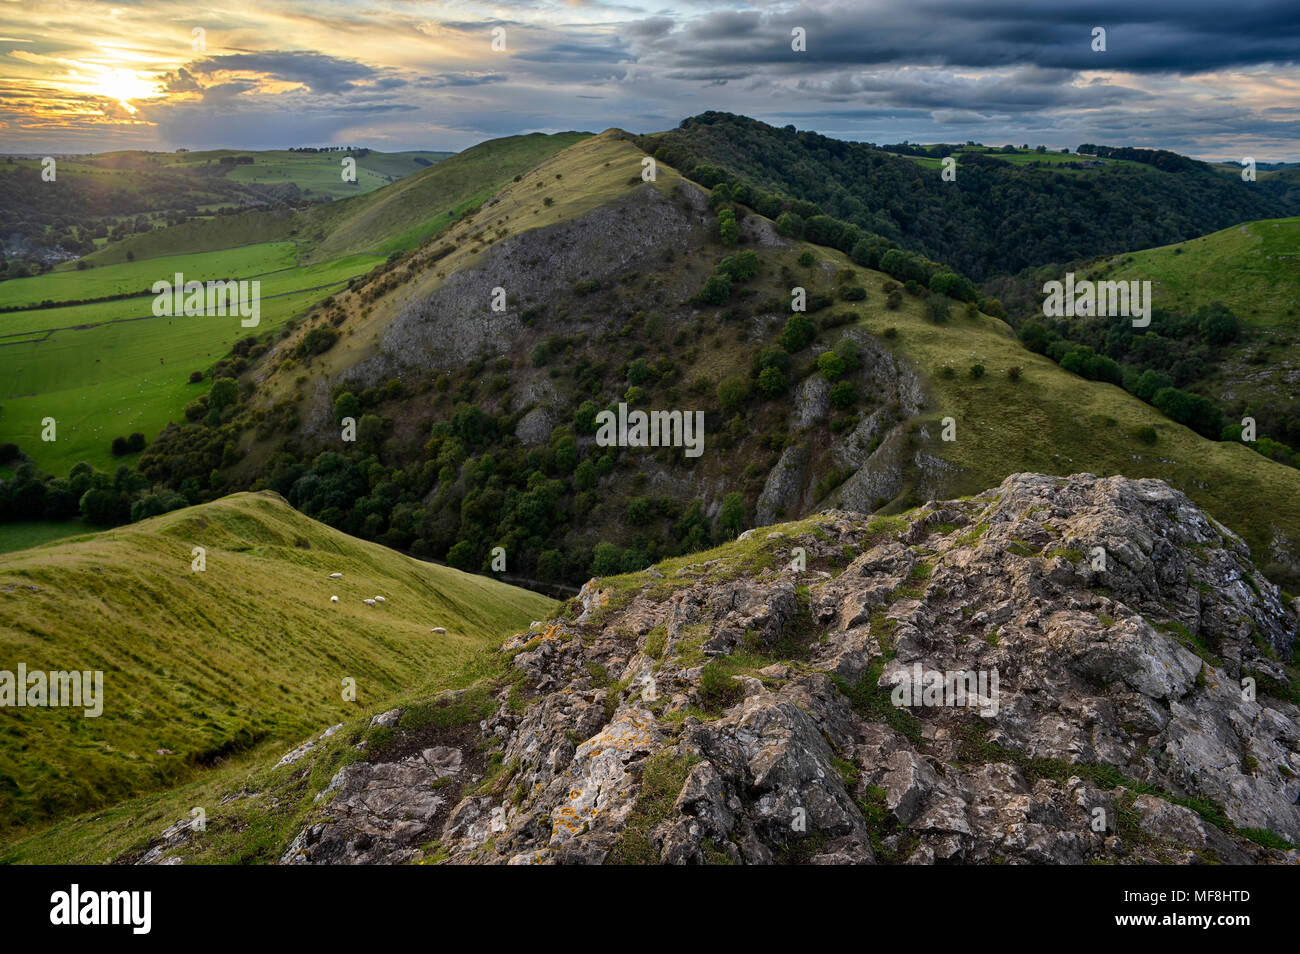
[638,0,1300,74]
[189,51,388,95]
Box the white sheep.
[330,595,339,603]
[363,598,376,607]
[374,596,386,604]
[329,572,343,579]
[430,626,447,634]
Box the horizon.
[2,1,1297,162]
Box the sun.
[91,68,159,114]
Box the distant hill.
[0,490,554,836]
[636,112,1295,279]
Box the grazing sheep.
[330,595,339,603]
[363,598,377,607]
[329,572,343,579]
[374,596,386,604]
[430,626,447,634]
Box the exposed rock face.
[274,473,1300,865]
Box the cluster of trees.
[0,446,189,527]
[1014,301,1259,445]
[640,112,1292,280]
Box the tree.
[209,376,239,412]
[719,492,745,538]
[923,293,950,324]
[446,540,473,569]
[333,391,360,423]
[779,314,815,352]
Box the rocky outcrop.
[264,474,1300,864]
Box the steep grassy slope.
[0,490,554,837]
[1091,217,1300,326]
[82,132,589,266]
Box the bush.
[840,285,867,301]
[718,208,739,246]
[969,364,986,379]
[817,351,846,381]
[758,345,790,372]
[829,381,857,408]
[1134,425,1158,445]
[717,375,751,411]
[1007,365,1023,382]
[797,251,815,267]
[333,391,360,423]
[188,370,204,384]
[717,249,760,283]
[110,436,131,457]
[833,338,860,373]
[754,365,783,397]
[885,290,903,310]
[530,342,550,366]
[698,274,731,306]
[779,314,816,353]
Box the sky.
[1,0,1297,161]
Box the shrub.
[779,314,816,352]
[717,375,750,411]
[829,381,857,408]
[797,251,815,267]
[885,290,903,310]
[530,342,550,366]
[718,208,739,247]
[1007,365,1023,382]
[188,370,204,384]
[833,338,860,373]
[840,285,867,301]
[698,274,731,306]
[817,351,846,381]
[969,364,986,379]
[757,365,785,397]
[1134,425,1158,445]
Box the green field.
[0,520,90,554]
[0,245,382,473]
[899,146,1147,173]
[0,490,554,840]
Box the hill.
[126,128,1300,598]
[0,490,554,837]
[10,474,1297,864]
[635,112,1295,279]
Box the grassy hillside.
[1090,217,1300,327]
[0,490,554,838]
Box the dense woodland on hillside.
[638,112,1295,279]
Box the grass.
[0,490,554,840]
